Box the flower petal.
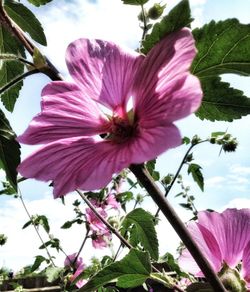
[128,124,182,164]
[18,81,108,145]
[66,38,143,112]
[178,221,222,276]
[133,28,202,125]
[242,241,250,286]
[17,137,129,198]
[197,209,250,268]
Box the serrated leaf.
[0,109,20,191]
[192,19,250,77]
[45,266,64,283]
[0,26,25,111]
[27,0,53,7]
[141,0,192,54]
[121,0,149,5]
[4,0,47,45]
[196,76,250,121]
[121,208,159,260]
[187,163,204,191]
[79,249,151,291]
[31,255,47,272]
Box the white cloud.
[37,0,141,74]
[0,194,113,271]
[220,198,250,210]
[229,164,250,176]
[205,176,226,188]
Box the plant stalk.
[130,164,226,292]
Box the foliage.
[192,19,250,121]
[121,208,159,260]
[141,0,192,54]
[78,249,151,291]
[0,109,20,191]
[4,0,47,45]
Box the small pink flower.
[17,29,202,198]
[92,230,112,249]
[64,253,86,288]
[105,193,120,210]
[85,207,108,232]
[178,208,250,287]
[64,252,83,270]
[70,264,87,288]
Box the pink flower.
[105,193,120,210]
[178,208,250,287]
[85,207,108,232]
[17,28,202,198]
[91,230,112,249]
[64,253,86,288]
[64,252,83,269]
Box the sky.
[0,0,250,272]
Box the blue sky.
[0,0,250,271]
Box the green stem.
[155,140,207,217]
[140,4,148,45]
[72,228,90,268]
[19,193,56,267]
[0,69,40,96]
[129,164,226,292]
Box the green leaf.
[0,109,20,191]
[146,159,160,181]
[192,19,250,77]
[187,163,204,191]
[121,0,149,5]
[79,249,151,291]
[4,0,47,45]
[27,0,53,7]
[31,255,47,272]
[22,220,32,229]
[33,47,47,68]
[0,26,25,111]
[141,0,192,54]
[196,76,250,121]
[121,208,159,260]
[45,266,64,283]
[39,215,50,233]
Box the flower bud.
[209,137,216,144]
[148,3,166,20]
[162,174,173,185]
[219,265,247,292]
[0,234,7,246]
[191,135,201,145]
[222,138,238,152]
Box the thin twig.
[76,190,133,250]
[0,69,40,95]
[18,193,56,267]
[155,140,207,217]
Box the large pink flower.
[17,28,202,198]
[178,208,250,287]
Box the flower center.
[108,115,136,143]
